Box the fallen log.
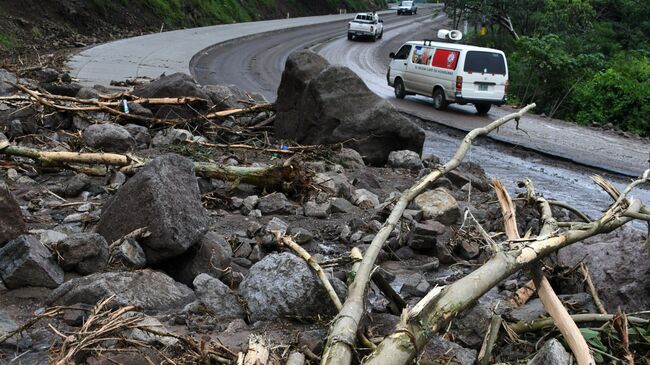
[0,141,308,190]
[320,103,537,365]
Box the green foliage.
[0,33,17,48]
[572,52,650,136]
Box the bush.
[572,53,650,136]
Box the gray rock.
[126,315,178,347]
[193,274,244,320]
[266,217,289,236]
[48,270,196,311]
[336,148,365,169]
[151,127,193,146]
[258,193,292,215]
[248,244,264,262]
[450,289,503,348]
[351,188,379,209]
[0,69,18,96]
[330,197,357,213]
[126,102,154,118]
[455,240,480,260]
[241,195,259,214]
[388,150,423,169]
[63,173,91,198]
[413,188,460,225]
[303,200,330,218]
[275,51,425,165]
[0,310,31,348]
[111,239,147,269]
[313,172,353,198]
[289,227,313,244]
[407,220,445,251]
[234,240,253,258]
[422,335,477,365]
[203,84,263,110]
[558,227,650,312]
[400,272,430,297]
[97,154,209,264]
[0,235,64,289]
[83,123,136,152]
[132,73,212,119]
[55,233,108,275]
[0,182,27,246]
[240,252,346,321]
[528,338,571,365]
[166,231,232,286]
[124,123,151,148]
[76,87,101,100]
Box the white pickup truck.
[347,13,383,41]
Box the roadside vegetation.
[445,0,650,137]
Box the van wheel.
[432,88,448,110]
[347,33,353,40]
[372,33,377,42]
[378,30,383,39]
[394,79,406,99]
[475,103,491,115]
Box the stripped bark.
[320,103,537,365]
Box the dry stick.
[320,103,537,365]
[185,139,294,154]
[580,263,607,315]
[612,308,634,365]
[362,187,643,365]
[477,314,503,365]
[519,178,595,365]
[509,313,649,333]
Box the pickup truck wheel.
[372,33,377,42]
[394,79,406,99]
[432,88,448,110]
[475,103,491,115]
[378,30,383,39]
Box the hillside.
[0,0,387,65]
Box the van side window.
[464,51,506,75]
[431,49,459,70]
[411,46,432,65]
[394,45,412,60]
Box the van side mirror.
[389,52,395,59]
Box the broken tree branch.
[519,178,595,365]
[509,313,649,333]
[320,103,536,365]
[477,314,503,365]
[362,188,642,365]
[580,263,607,315]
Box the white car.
[387,40,508,114]
[397,1,417,15]
[348,13,384,41]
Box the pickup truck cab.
[397,1,417,15]
[387,40,508,114]
[348,13,383,41]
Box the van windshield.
[463,51,506,75]
[400,1,413,6]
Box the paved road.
[67,6,650,178]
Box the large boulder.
[0,182,27,246]
[558,227,650,312]
[193,274,244,320]
[97,154,209,264]
[48,270,196,311]
[132,73,211,119]
[55,233,109,275]
[83,123,136,153]
[275,51,425,165]
[0,235,64,289]
[240,252,346,321]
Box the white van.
[387,40,508,114]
